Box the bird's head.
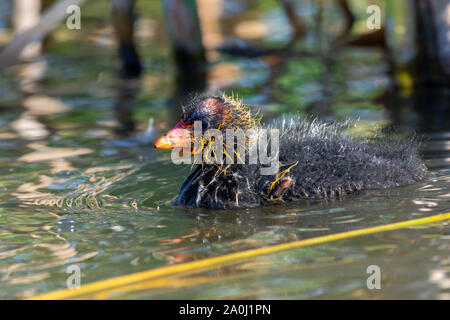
[154,94,258,150]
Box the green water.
[0,0,449,299]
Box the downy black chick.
[155,94,427,209]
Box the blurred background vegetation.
[0,0,448,133]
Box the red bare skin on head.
[198,97,225,116]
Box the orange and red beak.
[154,120,191,149]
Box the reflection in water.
[387,90,450,171]
[113,79,140,135]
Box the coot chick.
[155,94,427,209]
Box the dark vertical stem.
[336,0,355,33]
[111,0,142,135]
[385,0,450,137]
[112,0,142,79]
[279,0,306,37]
[162,0,206,71]
[162,0,206,110]
[414,0,450,89]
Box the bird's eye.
[184,113,208,129]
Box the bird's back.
[262,118,427,200]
